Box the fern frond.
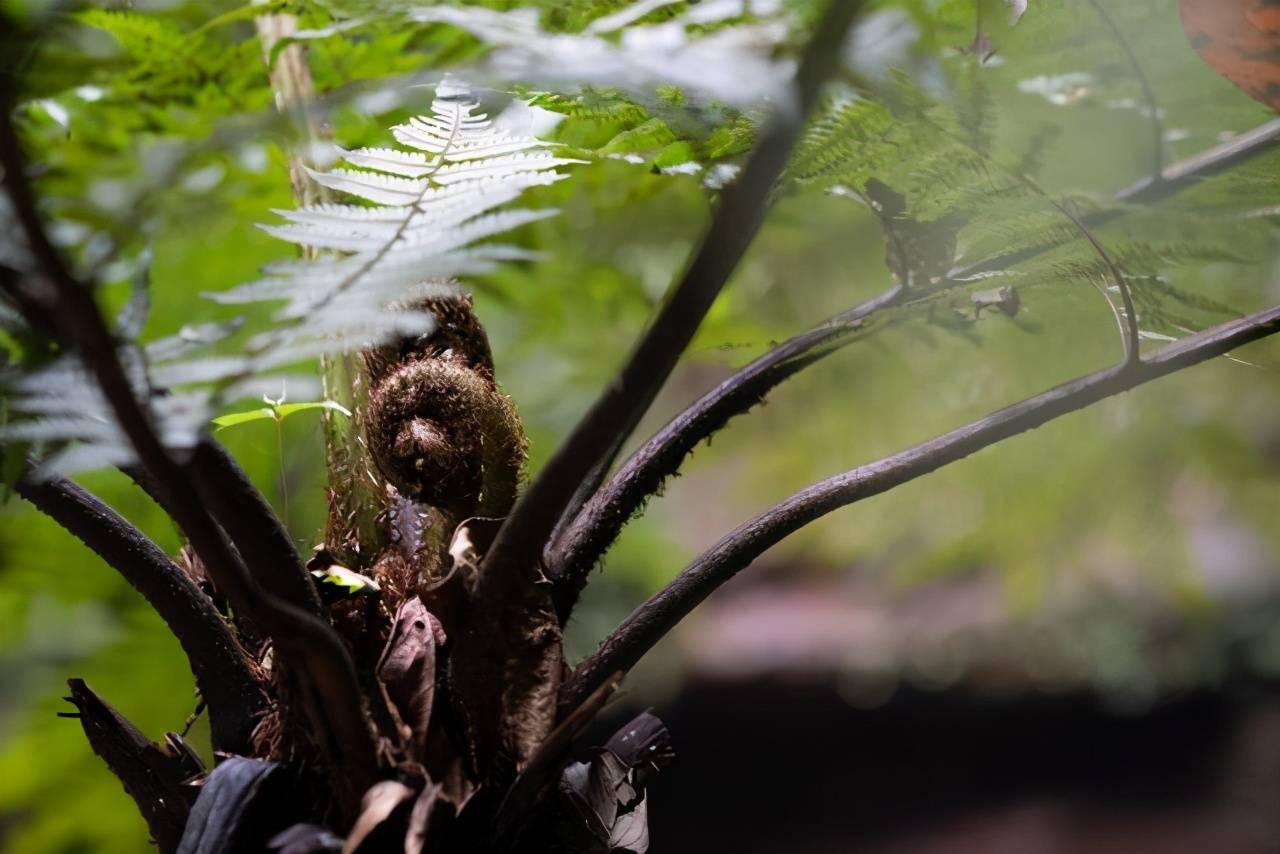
[219,85,575,381]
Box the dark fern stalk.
[561,300,1280,714]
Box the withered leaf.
[555,712,673,854]
[443,516,504,592]
[341,780,415,854]
[604,712,672,769]
[608,798,650,854]
[603,712,673,796]
[559,755,640,854]
[403,781,443,854]
[376,597,440,758]
[559,761,612,848]
[420,516,504,636]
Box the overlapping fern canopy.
[0,0,1278,851]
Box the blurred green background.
[1,0,1278,850]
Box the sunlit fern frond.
[220,86,582,374]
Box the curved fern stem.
[16,470,266,755]
[546,118,1280,621]
[561,299,1280,715]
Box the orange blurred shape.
[1180,0,1280,111]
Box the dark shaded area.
[620,678,1280,853]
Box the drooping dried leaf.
[1180,0,1280,110]
[608,798,650,854]
[403,782,443,854]
[342,780,415,854]
[603,712,674,794]
[555,712,674,854]
[376,596,440,758]
[447,516,504,572]
[418,516,503,637]
[559,760,612,849]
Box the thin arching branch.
[0,104,377,807]
[972,117,1280,276]
[560,300,1280,713]
[1050,199,1141,364]
[546,117,1280,619]
[1014,168,1142,365]
[474,0,866,596]
[17,472,266,754]
[1085,0,1165,180]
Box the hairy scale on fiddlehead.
[364,293,527,522]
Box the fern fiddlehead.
[364,293,526,520]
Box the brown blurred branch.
[561,300,1280,713]
[1032,181,1140,365]
[547,117,1280,622]
[123,440,324,624]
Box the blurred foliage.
[1,0,1279,851]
